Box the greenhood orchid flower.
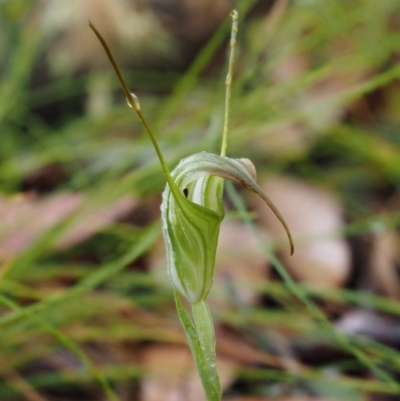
[162,152,293,303]
[89,11,293,401]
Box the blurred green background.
[1,0,400,400]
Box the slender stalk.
[88,21,177,191]
[220,10,239,158]
[192,301,221,396]
[174,291,221,401]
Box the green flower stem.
[221,10,238,158]
[174,290,221,401]
[192,300,221,394]
[88,21,180,200]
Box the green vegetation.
[1,0,400,400]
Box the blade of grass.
[0,294,119,401]
[225,181,400,391]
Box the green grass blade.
[0,294,119,401]
[225,181,400,391]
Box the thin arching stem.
[220,10,239,158]
[88,21,176,188]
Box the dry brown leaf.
[139,344,237,401]
[368,230,400,299]
[0,193,82,259]
[251,176,350,288]
[57,196,136,249]
[0,192,137,259]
